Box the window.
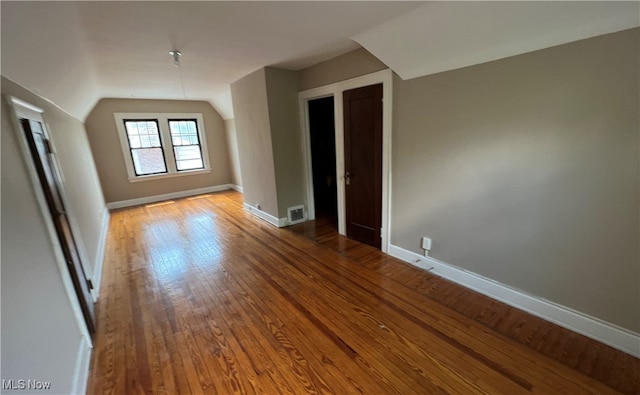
[168,119,204,171]
[115,113,210,182]
[123,119,167,176]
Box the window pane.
[140,135,151,147]
[125,121,140,137]
[174,146,203,171]
[169,122,181,136]
[144,121,157,135]
[176,158,204,171]
[171,136,184,146]
[150,134,160,146]
[125,120,161,148]
[169,120,199,146]
[131,148,167,175]
[129,136,141,148]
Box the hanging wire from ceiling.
[169,50,187,100]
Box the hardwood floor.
[87,190,638,394]
[288,216,640,394]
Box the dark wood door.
[20,118,96,333]
[343,84,383,248]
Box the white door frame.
[299,69,393,253]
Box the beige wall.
[1,76,101,394]
[2,77,107,279]
[231,68,279,216]
[392,29,639,332]
[224,119,243,187]
[299,47,388,91]
[85,98,231,203]
[230,49,388,221]
[265,67,305,216]
[231,67,307,219]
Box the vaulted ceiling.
[2,1,637,121]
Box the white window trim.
[114,112,211,182]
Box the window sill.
[128,168,211,183]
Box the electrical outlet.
[421,237,432,250]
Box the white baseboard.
[230,184,243,193]
[388,244,640,358]
[243,203,288,228]
[90,208,110,302]
[70,335,92,395]
[106,184,233,209]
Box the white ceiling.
[355,1,640,80]
[1,1,422,120]
[2,1,638,121]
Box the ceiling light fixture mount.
[169,49,187,99]
[169,50,182,67]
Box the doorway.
[300,69,393,253]
[18,115,96,334]
[308,97,338,227]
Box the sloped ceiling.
[355,1,640,80]
[1,2,102,121]
[2,1,638,122]
[1,1,422,120]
